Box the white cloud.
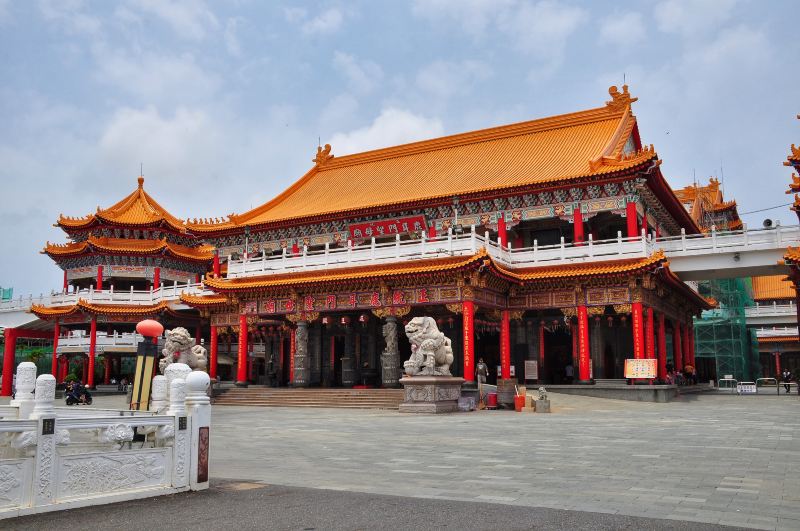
[416,60,492,99]
[496,1,587,58]
[329,108,444,155]
[332,52,383,94]
[225,17,242,57]
[654,0,738,37]
[38,0,102,36]
[93,47,220,105]
[600,12,645,47]
[302,8,343,35]
[98,106,222,192]
[125,0,219,40]
[283,7,307,23]
[412,0,515,37]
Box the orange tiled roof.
[179,293,231,307]
[188,86,654,232]
[204,252,489,291]
[494,251,667,281]
[787,174,800,194]
[57,176,185,232]
[30,300,169,320]
[205,249,672,292]
[758,336,799,344]
[784,247,800,264]
[43,236,213,262]
[709,200,737,213]
[751,275,795,301]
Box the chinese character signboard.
[349,215,426,240]
[624,358,656,379]
[524,360,539,380]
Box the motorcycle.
[65,388,93,406]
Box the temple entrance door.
[544,328,572,384]
[322,335,346,387]
[475,332,499,385]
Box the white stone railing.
[0,362,210,519]
[56,332,165,354]
[745,302,796,318]
[226,224,800,278]
[0,283,213,313]
[755,326,799,338]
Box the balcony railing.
[56,332,167,353]
[0,282,212,313]
[745,302,797,318]
[755,326,799,338]
[227,224,800,278]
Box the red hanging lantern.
[341,316,351,326]
[136,319,163,338]
[322,316,330,326]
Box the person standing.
[565,363,574,385]
[781,369,793,394]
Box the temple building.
[22,177,212,389]
[4,86,718,395]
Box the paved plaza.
[204,392,800,530]
[6,391,800,530]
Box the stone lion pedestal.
[399,376,465,414]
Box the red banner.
[349,215,426,240]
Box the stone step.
[212,388,404,409]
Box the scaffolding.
[693,278,761,381]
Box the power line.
[738,202,793,215]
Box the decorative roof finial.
[606,85,638,111]
[138,176,145,188]
[313,144,334,167]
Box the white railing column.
[448,227,453,254]
[370,237,376,261]
[324,242,330,266]
[395,234,401,258]
[302,245,308,268]
[617,231,623,254]
[711,225,717,249]
[347,240,353,263]
[588,234,594,257]
[533,239,539,263]
[261,253,267,272]
[421,232,427,256]
[281,248,287,267]
[743,223,749,246]
[680,228,687,251]
[470,225,477,254]
[641,228,648,255]
[129,286,134,303]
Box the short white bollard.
[186,371,211,490]
[11,362,37,418]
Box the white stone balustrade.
[225,224,800,280]
[0,362,211,519]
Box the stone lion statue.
[403,317,454,376]
[159,327,208,374]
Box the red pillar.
[688,321,696,366]
[571,321,578,370]
[774,352,781,376]
[539,322,545,382]
[87,316,97,388]
[212,251,221,277]
[626,199,638,238]
[59,356,68,383]
[235,314,248,386]
[657,312,667,380]
[96,265,103,291]
[1,328,17,396]
[63,270,68,292]
[573,206,584,244]
[577,305,590,381]
[103,354,111,385]
[497,213,507,248]
[51,321,60,377]
[645,307,655,360]
[682,321,690,370]
[673,321,683,372]
[209,325,218,379]
[289,329,297,383]
[462,300,475,382]
[641,211,649,236]
[153,266,161,289]
[500,310,511,380]
[631,302,645,360]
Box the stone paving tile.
[204,392,800,529]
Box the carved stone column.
[341,325,355,387]
[380,316,401,388]
[590,317,604,379]
[294,321,309,387]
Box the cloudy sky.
[1,0,798,296]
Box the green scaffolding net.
[693,278,761,381]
